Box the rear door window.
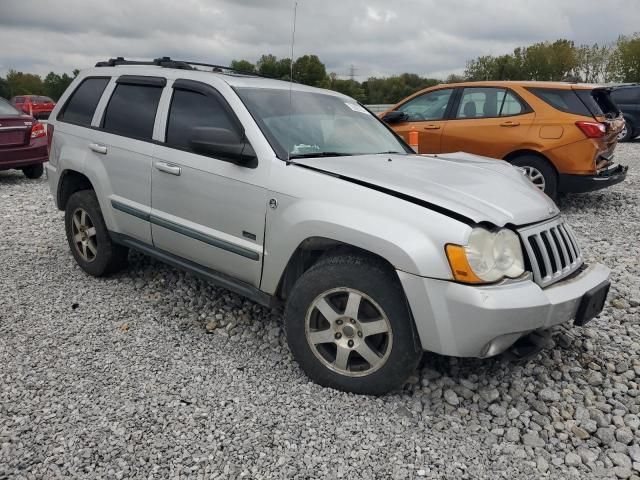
[527,88,592,116]
[102,83,163,140]
[58,77,110,126]
[455,87,526,118]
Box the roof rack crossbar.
[95,56,277,79]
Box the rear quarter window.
[527,88,592,116]
[58,77,110,126]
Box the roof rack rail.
[95,56,276,79]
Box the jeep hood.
[293,152,559,227]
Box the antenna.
[286,0,298,165]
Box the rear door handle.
[89,143,107,154]
[155,162,181,176]
[500,121,520,127]
[423,125,441,130]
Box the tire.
[510,155,558,200]
[284,253,422,395]
[64,190,128,277]
[21,164,44,179]
[618,120,634,143]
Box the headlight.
[446,227,525,284]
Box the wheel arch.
[273,237,399,302]
[57,169,95,211]
[503,149,558,174]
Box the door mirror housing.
[189,127,257,168]
[382,111,408,124]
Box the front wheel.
[22,164,44,179]
[285,253,422,395]
[510,155,558,200]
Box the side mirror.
[382,111,408,124]
[189,127,257,168]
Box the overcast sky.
[2,0,639,79]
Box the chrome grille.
[518,218,583,288]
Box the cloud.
[1,0,639,79]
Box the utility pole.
[349,64,356,82]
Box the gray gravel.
[1,143,639,479]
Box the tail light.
[576,121,606,138]
[31,122,46,139]
[47,123,54,153]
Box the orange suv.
[381,81,628,198]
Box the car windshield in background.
[0,99,21,115]
[33,96,54,104]
[236,88,408,159]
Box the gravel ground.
[1,143,639,479]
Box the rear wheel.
[285,253,422,395]
[21,164,43,179]
[510,155,558,200]
[618,120,634,142]
[65,190,128,277]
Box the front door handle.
[500,121,520,127]
[155,162,181,176]
[89,143,107,154]
[423,125,441,130]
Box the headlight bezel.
[446,226,526,285]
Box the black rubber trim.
[116,75,166,87]
[558,165,628,193]
[111,199,150,221]
[150,215,260,261]
[290,163,475,226]
[110,232,274,307]
[110,199,259,261]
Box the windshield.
[235,88,409,159]
[0,98,20,116]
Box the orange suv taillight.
[31,122,46,139]
[576,121,606,139]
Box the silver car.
[46,57,611,395]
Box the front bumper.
[558,164,628,193]
[398,263,610,358]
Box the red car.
[0,97,48,179]
[11,95,56,120]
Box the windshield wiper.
[288,152,355,159]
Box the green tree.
[326,74,366,102]
[0,77,9,99]
[43,72,74,101]
[230,59,256,73]
[609,33,640,82]
[5,70,44,97]
[293,55,326,86]
[256,54,281,77]
[573,44,611,83]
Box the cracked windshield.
[236,88,407,159]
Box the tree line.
[0,70,79,102]
[1,33,638,105]
[464,33,640,83]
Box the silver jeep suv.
[46,57,611,395]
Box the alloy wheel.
[521,166,546,191]
[71,208,98,262]
[305,288,393,377]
